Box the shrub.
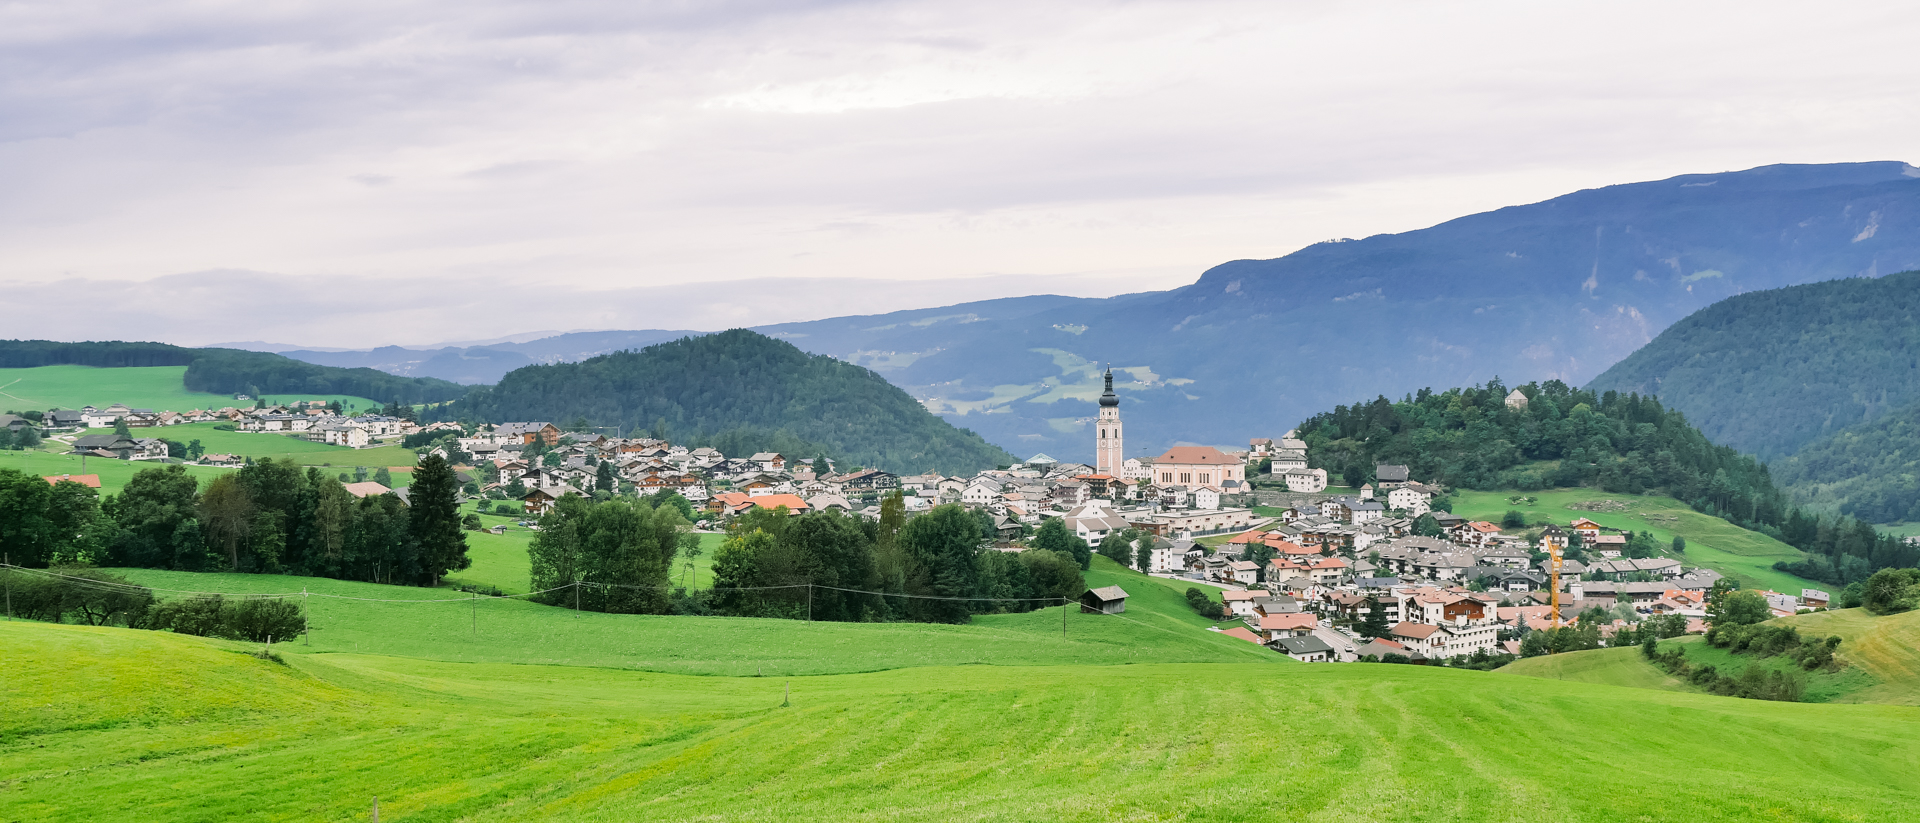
[1184,587,1225,620]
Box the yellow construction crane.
[1542,525,1566,628]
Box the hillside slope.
[10,619,1920,821]
[1588,269,1920,461]
[1774,398,1920,522]
[438,329,1017,474]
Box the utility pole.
[4,554,11,622]
[1062,597,1068,639]
[372,796,379,822]
[574,577,581,614]
[807,584,813,622]
[302,587,309,645]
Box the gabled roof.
[1389,622,1439,639]
[1084,585,1129,602]
[1275,635,1334,655]
[43,474,101,488]
[1259,613,1316,631]
[1154,446,1237,465]
[1221,626,1264,644]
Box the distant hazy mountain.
[268,330,701,384]
[277,162,1920,462]
[1588,270,1920,460]
[437,330,1017,475]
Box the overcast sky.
[4,0,1917,347]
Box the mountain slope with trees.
[1587,270,1920,460]
[1298,380,1920,588]
[438,329,1016,474]
[0,340,470,405]
[1773,398,1920,523]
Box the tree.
[1133,535,1154,573]
[372,467,393,487]
[1709,589,1772,627]
[199,474,256,570]
[1501,510,1527,529]
[1412,513,1441,537]
[112,417,131,436]
[1671,535,1686,554]
[595,460,616,494]
[407,454,470,586]
[1032,517,1091,570]
[1096,531,1132,566]
[1359,597,1390,638]
[14,426,40,449]
[1021,550,1085,602]
[813,455,830,476]
[895,504,982,623]
[1861,567,1920,615]
[0,469,58,567]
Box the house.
[807,494,853,513]
[1569,518,1603,540]
[42,473,102,488]
[1801,589,1830,609]
[1274,635,1334,663]
[521,483,584,514]
[1355,638,1413,659]
[44,409,85,428]
[749,452,788,473]
[1226,559,1260,585]
[132,438,170,460]
[199,453,243,466]
[1151,446,1245,488]
[69,433,138,459]
[1222,589,1266,617]
[1079,586,1129,614]
[1386,485,1432,515]
[1389,621,1498,659]
[497,422,562,446]
[342,481,394,499]
[1257,612,1317,641]
[1284,468,1328,493]
[1374,464,1411,488]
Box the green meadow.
[111,421,423,468]
[0,450,233,495]
[0,364,383,412]
[103,558,1259,677]
[7,616,1920,822]
[1451,488,1820,592]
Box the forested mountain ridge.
[1774,399,1920,523]
[435,329,1017,474]
[1298,380,1920,588]
[1586,270,1920,460]
[275,162,1920,462]
[0,340,470,405]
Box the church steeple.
[1095,365,1122,477]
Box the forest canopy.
[435,329,1017,475]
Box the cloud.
[2,0,1918,346]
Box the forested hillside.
[0,340,469,405]
[1299,380,1919,587]
[1586,271,1920,460]
[437,329,1017,474]
[1774,398,1920,523]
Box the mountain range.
[251,161,1920,463]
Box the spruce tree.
[1360,596,1391,638]
[407,454,469,586]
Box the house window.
[1200,473,1210,484]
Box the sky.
[5,0,1918,348]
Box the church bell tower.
[1096,367,1122,476]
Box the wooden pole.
[1062,597,1068,639]
[303,587,310,645]
[372,796,379,822]
[807,584,813,622]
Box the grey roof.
[1375,464,1411,482]
[1275,636,1334,655]
[1084,586,1129,603]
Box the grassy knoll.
[1659,634,1879,704]
[0,364,382,412]
[8,620,1920,821]
[0,449,232,495]
[1501,646,1691,692]
[1774,609,1920,706]
[1451,488,1819,592]
[105,557,1272,677]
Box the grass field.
[1775,609,1920,706]
[1500,646,1691,691]
[8,619,1920,822]
[1452,488,1820,592]
[0,364,383,412]
[103,557,1267,677]
[96,421,423,468]
[0,449,233,495]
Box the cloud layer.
[4,0,1917,346]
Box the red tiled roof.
[1153,446,1237,465]
[1390,622,1439,639]
[1221,627,1264,644]
[44,474,102,488]
[1259,613,1317,631]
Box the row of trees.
[0,456,469,586]
[2,566,304,642]
[1299,379,1920,585]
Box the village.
[18,377,1834,666]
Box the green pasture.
[0,364,382,412]
[1451,488,1819,592]
[0,450,232,496]
[89,421,423,468]
[103,557,1270,677]
[1500,646,1690,692]
[9,619,1920,822]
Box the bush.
[1501,510,1527,529]
[1861,567,1920,615]
[138,594,304,642]
[1184,587,1225,620]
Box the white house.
[1284,468,1328,493]
[1193,486,1222,511]
[961,482,1001,508]
[1387,486,1432,515]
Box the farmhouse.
[1079,586,1129,614]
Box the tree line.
[528,491,1089,624]
[0,340,468,405]
[2,566,305,642]
[0,456,469,586]
[1299,379,1920,586]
